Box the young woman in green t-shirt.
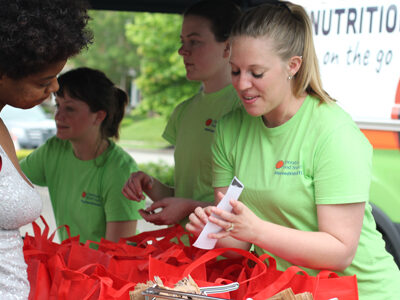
[186,2,400,299]
[21,68,144,243]
[122,0,241,226]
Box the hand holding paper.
[193,176,244,249]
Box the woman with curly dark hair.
[0,0,92,298]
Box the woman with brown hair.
[21,68,145,244]
[123,0,242,227]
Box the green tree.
[69,10,140,89]
[126,13,200,118]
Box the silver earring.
[288,75,292,80]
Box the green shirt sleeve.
[162,98,191,146]
[102,147,145,222]
[314,122,373,204]
[20,142,49,186]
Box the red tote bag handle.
[27,215,73,244]
[84,239,158,258]
[54,263,137,300]
[24,215,51,247]
[78,264,137,300]
[258,253,277,270]
[120,224,184,242]
[119,224,187,247]
[315,270,339,279]
[250,265,310,300]
[183,247,267,285]
[37,215,72,242]
[96,279,137,300]
[49,224,72,243]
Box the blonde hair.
[230,1,334,103]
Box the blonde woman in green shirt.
[122,0,241,226]
[186,2,400,299]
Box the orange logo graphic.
[276,160,284,169]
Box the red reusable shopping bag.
[156,247,269,299]
[25,258,51,300]
[246,264,358,300]
[48,264,136,300]
[102,224,198,283]
[23,216,80,300]
[24,218,202,300]
[24,216,357,300]
[149,248,266,299]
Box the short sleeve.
[314,123,373,204]
[212,116,235,188]
[20,142,48,186]
[103,150,145,222]
[162,100,189,146]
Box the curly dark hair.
[0,0,93,79]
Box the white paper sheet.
[193,176,244,249]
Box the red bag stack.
[23,216,358,300]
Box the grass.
[118,111,171,150]
[16,149,33,161]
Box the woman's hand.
[122,171,153,201]
[139,197,199,226]
[208,195,261,243]
[186,206,214,236]
[186,192,253,252]
[186,191,261,243]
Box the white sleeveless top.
[0,145,42,299]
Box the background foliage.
[69,10,201,120]
[138,161,174,186]
[125,13,200,118]
[69,10,139,90]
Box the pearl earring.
[288,75,293,80]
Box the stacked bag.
[23,217,358,300]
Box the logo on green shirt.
[275,160,303,176]
[81,191,102,206]
[204,118,217,133]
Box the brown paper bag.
[267,288,313,300]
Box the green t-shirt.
[212,96,400,299]
[20,137,144,243]
[163,84,241,205]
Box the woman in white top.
[0,0,92,298]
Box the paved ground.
[19,148,173,243]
